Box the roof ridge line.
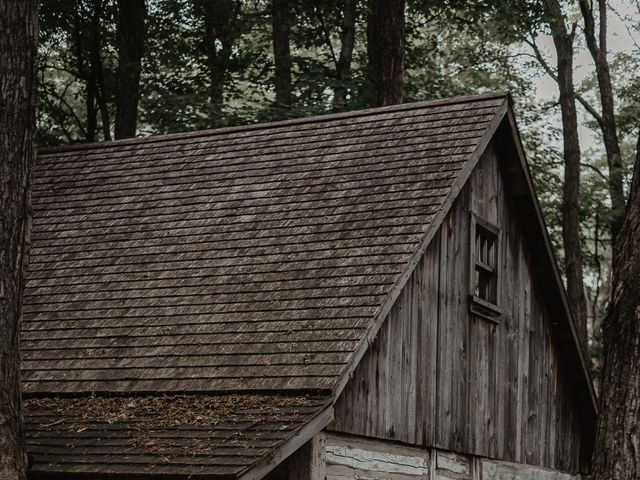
[38,91,509,155]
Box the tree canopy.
[36,1,640,375]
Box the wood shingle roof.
[22,93,508,395]
[25,394,331,479]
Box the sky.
[528,0,639,151]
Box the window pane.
[474,221,498,305]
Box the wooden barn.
[22,92,597,480]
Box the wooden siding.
[276,433,580,480]
[480,459,575,480]
[331,140,585,473]
[325,434,431,479]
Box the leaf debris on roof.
[25,393,331,477]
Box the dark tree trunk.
[578,0,626,243]
[203,16,227,122]
[272,0,292,113]
[555,38,589,349]
[546,1,588,348]
[332,0,357,110]
[198,0,240,126]
[89,0,111,141]
[73,1,110,142]
[591,133,640,480]
[0,1,38,479]
[73,9,97,143]
[366,0,405,106]
[115,0,146,139]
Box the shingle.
[24,394,331,478]
[23,93,507,395]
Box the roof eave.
[502,103,598,413]
[237,405,334,480]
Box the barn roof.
[23,92,507,395]
[23,92,596,478]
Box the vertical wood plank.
[517,246,530,464]
[493,150,506,460]
[419,233,440,447]
[436,183,470,452]
[504,212,521,462]
[526,273,539,466]
[330,142,585,475]
[435,216,452,449]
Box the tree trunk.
[89,0,111,141]
[555,36,589,350]
[578,0,626,242]
[199,0,239,127]
[203,15,226,123]
[545,0,588,349]
[366,0,405,106]
[591,132,640,480]
[0,1,38,479]
[72,9,97,143]
[115,0,146,139]
[272,0,292,114]
[332,0,357,110]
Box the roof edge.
[37,92,509,156]
[331,97,510,398]
[237,404,334,480]
[22,388,334,400]
[502,107,598,471]
[503,107,598,410]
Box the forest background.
[36,0,640,384]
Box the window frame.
[469,212,502,322]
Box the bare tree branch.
[581,162,609,181]
[524,36,605,127]
[311,0,339,72]
[47,84,86,136]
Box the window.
[470,214,501,321]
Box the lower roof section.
[25,393,332,479]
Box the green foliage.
[38,0,118,145]
[40,0,547,141]
[404,8,532,102]
[36,0,639,378]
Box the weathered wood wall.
[330,140,584,473]
[273,433,580,480]
[325,434,430,479]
